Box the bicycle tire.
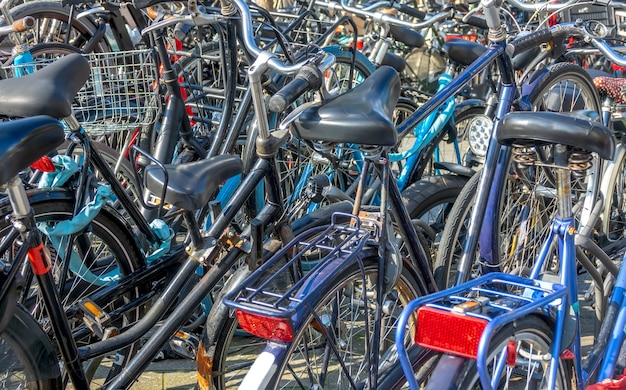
[241,251,422,389]
[7,1,110,53]
[402,174,469,262]
[455,315,573,389]
[0,303,62,389]
[434,62,601,288]
[0,190,147,385]
[321,45,376,93]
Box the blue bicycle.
[397,110,618,389]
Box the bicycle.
[0,2,382,389]
[396,110,617,389]
[221,0,608,388]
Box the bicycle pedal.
[79,299,110,339]
[168,330,200,359]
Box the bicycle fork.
[5,176,90,389]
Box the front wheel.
[0,304,62,389]
[0,191,147,385]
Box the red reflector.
[235,310,294,342]
[415,306,488,359]
[30,155,56,172]
[588,369,626,389]
[506,340,516,366]
[445,34,477,42]
[613,64,626,72]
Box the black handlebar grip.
[507,28,553,58]
[394,4,427,20]
[463,14,489,29]
[268,66,322,113]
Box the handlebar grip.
[268,65,322,113]
[507,28,553,57]
[462,14,488,29]
[12,16,35,32]
[393,3,426,20]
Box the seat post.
[554,144,573,220]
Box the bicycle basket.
[3,49,161,136]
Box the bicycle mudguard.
[7,304,63,386]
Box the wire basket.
[4,49,161,136]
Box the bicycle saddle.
[594,76,626,104]
[292,65,400,147]
[144,155,243,211]
[389,25,425,49]
[0,54,90,119]
[496,111,615,161]
[441,38,487,67]
[0,116,64,186]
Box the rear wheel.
[457,316,572,389]
[244,253,422,389]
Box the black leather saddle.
[144,155,244,211]
[497,111,615,161]
[0,53,90,119]
[441,38,487,67]
[0,116,65,185]
[292,65,400,147]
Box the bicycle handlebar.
[0,16,34,39]
[506,21,624,64]
[0,16,35,35]
[504,0,580,12]
[268,54,334,112]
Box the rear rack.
[398,272,567,356]
[224,213,373,322]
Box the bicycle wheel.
[0,191,147,385]
[456,315,573,389]
[321,45,376,93]
[434,62,601,288]
[0,304,62,389]
[241,252,422,389]
[7,1,110,53]
[600,144,626,246]
[402,174,469,261]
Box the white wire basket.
[4,49,161,136]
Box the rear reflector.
[235,310,294,342]
[415,306,488,359]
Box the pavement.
[131,359,197,390]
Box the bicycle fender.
[289,247,378,331]
[454,98,487,117]
[10,304,63,386]
[0,187,74,215]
